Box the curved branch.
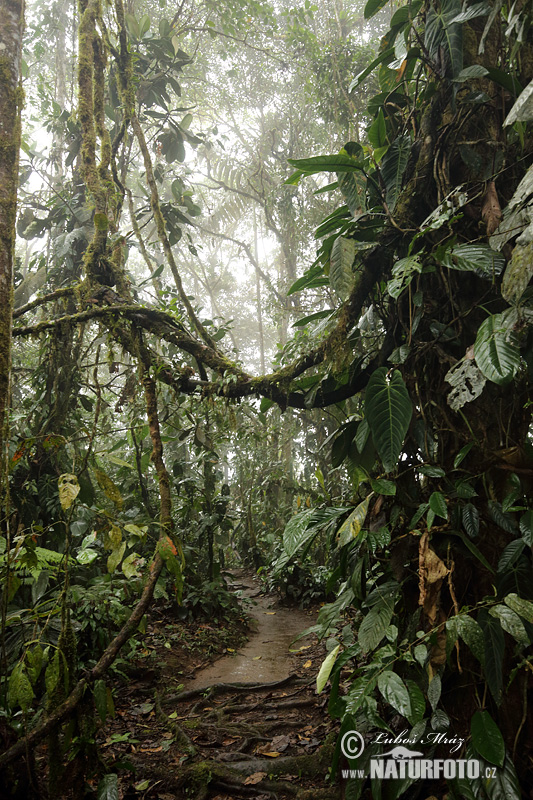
[13,287,76,319]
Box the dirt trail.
[99,570,339,799]
[187,570,315,688]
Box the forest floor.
[96,569,340,800]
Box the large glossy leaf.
[501,240,533,303]
[474,313,521,385]
[97,774,119,800]
[441,243,505,277]
[287,154,364,178]
[365,368,413,472]
[504,593,533,623]
[316,644,341,694]
[377,671,411,717]
[481,612,504,704]
[338,171,367,216]
[380,134,412,210]
[282,509,316,558]
[358,604,394,652]
[387,255,422,299]
[349,47,394,90]
[471,710,505,767]
[425,0,463,79]
[519,510,533,546]
[330,236,356,301]
[337,496,371,548]
[489,604,529,646]
[484,755,522,800]
[405,679,426,724]
[456,614,485,666]
[462,503,479,538]
[367,109,388,150]
[364,0,389,19]
[504,76,533,125]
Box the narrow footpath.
[100,570,340,799]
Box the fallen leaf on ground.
[303,660,312,668]
[271,734,290,751]
[262,751,281,758]
[244,772,267,785]
[264,612,276,615]
[252,656,262,660]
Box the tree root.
[164,674,298,705]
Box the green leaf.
[370,478,396,496]
[329,236,356,301]
[8,664,34,712]
[94,679,108,723]
[25,645,43,686]
[454,65,489,81]
[292,309,334,328]
[448,529,494,572]
[405,679,426,724]
[380,134,411,210]
[456,615,485,666]
[425,0,463,79]
[365,368,413,473]
[368,109,387,150]
[429,491,447,519]
[503,242,533,303]
[367,525,391,553]
[419,465,446,477]
[451,2,491,23]
[504,593,533,623]
[358,604,394,653]
[454,442,474,467]
[125,12,140,39]
[427,674,442,711]
[497,540,525,573]
[377,671,411,717]
[462,504,479,538]
[107,541,126,574]
[286,154,364,176]
[337,496,371,548]
[481,613,504,704]
[45,651,60,696]
[519,511,533,546]
[504,76,533,125]
[97,773,119,800]
[471,710,505,767]
[387,255,422,299]
[349,48,394,91]
[474,314,521,385]
[441,243,505,277]
[122,552,142,579]
[489,604,529,647]
[364,0,389,19]
[282,510,316,557]
[316,644,341,694]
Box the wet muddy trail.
[99,570,340,799]
[187,571,315,689]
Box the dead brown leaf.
[244,772,267,785]
[482,180,502,236]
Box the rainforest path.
[97,569,340,800]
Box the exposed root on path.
[164,674,299,704]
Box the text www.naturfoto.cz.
[341,770,366,779]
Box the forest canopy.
[0,0,533,798]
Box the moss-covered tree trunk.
[0,0,24,501]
